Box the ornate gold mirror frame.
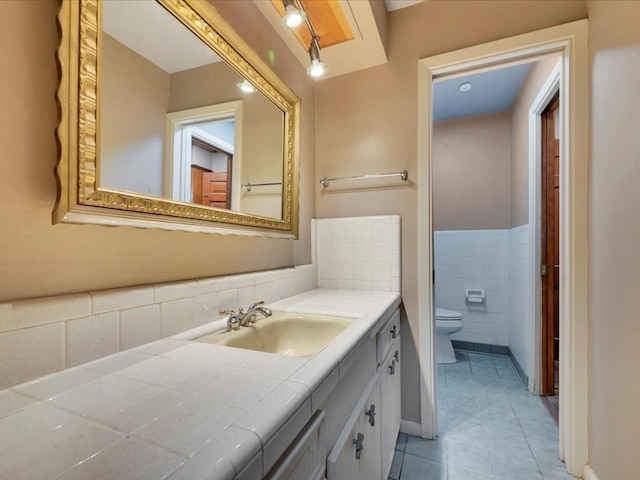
[55,0,300,237]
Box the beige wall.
[315,0,587,424]
[101,34,169,197]
[510,56,559,227]
[433,111,512,231]
[169,61,284,219]
[587,1,640,478]
[0,0,314,303]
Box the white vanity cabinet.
[326,374,381,480]
[379,336,401,478]
[325,308,402,480]
[265,411,327,480]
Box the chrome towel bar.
[319,170,408,189]
[241,182,282,192]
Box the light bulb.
[307,59,327,78]
[283,3,305,28]
[237,80,256,93]
[307,38,327,78]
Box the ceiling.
[102,0,221,74]
[269,0,354,49]
[433,62,533,121]
[384,0,426,12]
[254,0,388,79]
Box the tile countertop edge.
[0,289,402,480]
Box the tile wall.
[434,230,510,346]
[313,215,401,292]
[434,228,533,380]
[508,224,532,383]
[0,265,317,390]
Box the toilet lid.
[435,307,462,320]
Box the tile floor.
[390,351,576,480]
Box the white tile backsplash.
[66,312,120,368]
[0,265,317,390]
[119,305,161,351]
[314,215,401,293]
[0,323,65,388]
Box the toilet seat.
[435,307,462,321]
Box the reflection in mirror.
[100,0,285,220]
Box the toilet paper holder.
[465,289,486,304]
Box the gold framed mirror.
[55,0,300,237]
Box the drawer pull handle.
[394,350,400,362]
[390,325,398,339]
[365,404,376,426]
[353,432,364,460]
[389,360,396,375]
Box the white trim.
[190,127,234,155]
[417,20,589,476]
[164,101,243,204]
[583,465,601,480]
[528,59,561,395]
[417,56,437,439]
[399,419,422,437]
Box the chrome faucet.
[220,301,272,331]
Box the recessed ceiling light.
[237,80,256,93]
[459,82,472,92]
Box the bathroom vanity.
[0,289,401,479]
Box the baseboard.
[451,340,530,389]
[507,348,529,389]
[583,465,600,480]
[399,419,421,437]
[451,340,510,356]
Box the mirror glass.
[100,0,285,220]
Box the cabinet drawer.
[377,309,400,364]
[266,410,326,480]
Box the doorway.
[417,20,589,477]
[190,138,234,209]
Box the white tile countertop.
[0,289,401,480]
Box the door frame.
[417,20,588,476]
[165,101,243,205]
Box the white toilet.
[436,307,464,364]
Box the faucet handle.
[219,309,236,316]
[248,300,265,310]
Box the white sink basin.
[193,312,354,357]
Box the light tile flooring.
[390,351,576,480]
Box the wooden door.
[202,171,230,209]
[541,93,560,396]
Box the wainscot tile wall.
[434,230,510,346]
[313,215,401,293]
[508,224,533,385]
[434,227,533,382]
[0,265,317,390]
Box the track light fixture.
[281,0,328,78]
[282,0,305,28]
[307,37,327,78]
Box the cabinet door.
[358,380,381,480]
[266,410,326,480]
[327,375,380,480]
[380,337,401,479]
